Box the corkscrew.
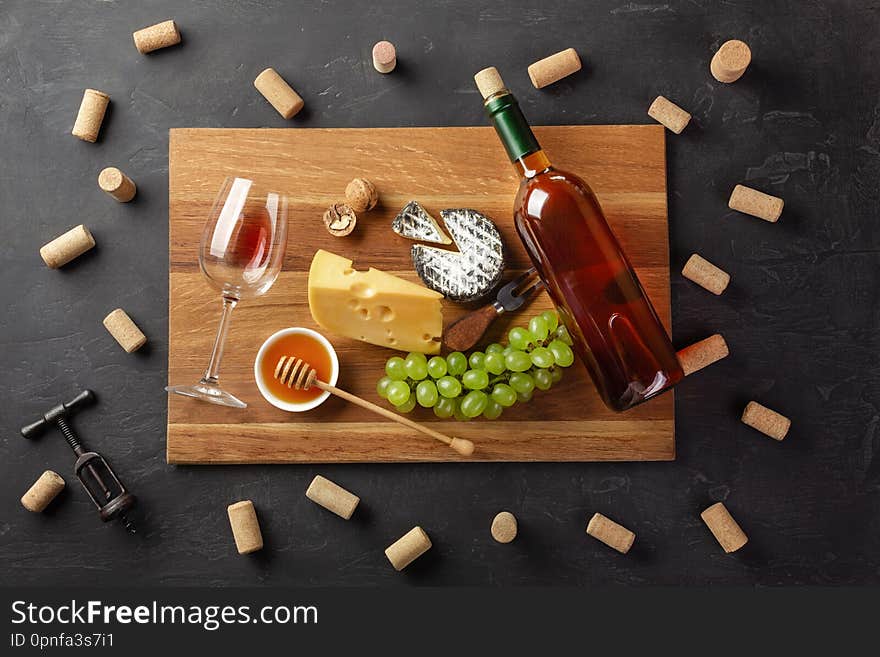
[21,390,137,532]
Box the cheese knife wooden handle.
[442,303,501,352]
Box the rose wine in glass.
[166,177,288,408]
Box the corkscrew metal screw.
[20,390,137,533]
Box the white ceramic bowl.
[254,327,339,412]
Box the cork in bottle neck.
[476,67,542,165]
[474,66,508,101]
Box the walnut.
[344,178,378,213]
[322,203,357,237]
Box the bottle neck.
[483,91,549,178]
[514,150,552,178]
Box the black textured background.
[1,0,878,586]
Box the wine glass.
[166,176,289,408]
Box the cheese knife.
[442,268,544,352]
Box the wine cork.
[586,513,635,554]
[701,502,748,553]
[98,167,137,202]
[710,40,751,83]
[254,68,304,119]
[677,334,729,376]
[40,224,95,269]
[490,511,518,544]
[71,89,109,142]
[21,470,65,513]
[474,66,506,100]
[528,48,582,89]
[372,41,396,74]
[132,20,181,54]
[305,475,360,520]
[103,309,147,353]
[227,500,263,554]
[648,96,691,134]
[742,401,791,441]
[729,184,784,222]
[385,526,432,571]
[682,253,730,295]
[345,178,378,213]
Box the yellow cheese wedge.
[308,250,443,354]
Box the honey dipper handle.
[313,380,475,456]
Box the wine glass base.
[165,383,248,409]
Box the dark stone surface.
[1,0,878,586]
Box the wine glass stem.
[201,295,238,385]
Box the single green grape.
[386,380,411,406]
[548,339,575,367]
[528,315,549,341]
[529,346,555,369]
[534,368,552,391]
[517,389,534,403]
[415,380,439,408]
[462,369,489,390]
[508,327,532,351]
[460,390,488,418]
[550,366,564,383]
[447,351,467,376]
[509,372,535,395]
[395,395,416,413]
[482,399,503,420]
[407,351,427,364]
[385,356,407,380]
[505,350,532,372]
[404,354,428,380]
[452,398,470,421]
[434,396,455,418]
[491,383,516,408]
[485,343,504,354]
[468,351,486,370]
[437,375,462,398]
[484,352,506,375]
[376,376,393,399]
[555,325,573,346]
[541,310,559,332]
[427,356,447,379]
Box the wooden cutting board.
[167,126,674,463]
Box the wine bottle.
[475,67,683,411]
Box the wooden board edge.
[166,420,676,464]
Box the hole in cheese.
[350,282,376,299]
[359,308,370,320]
[377,305,395,322]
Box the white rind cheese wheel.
[411,208,505,303]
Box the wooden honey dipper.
[273,356,475,456]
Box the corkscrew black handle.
[21,389,96,438]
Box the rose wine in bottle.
[475,67,683,411]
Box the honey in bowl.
[259,331,334,404]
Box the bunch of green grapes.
[375,310,575,421]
